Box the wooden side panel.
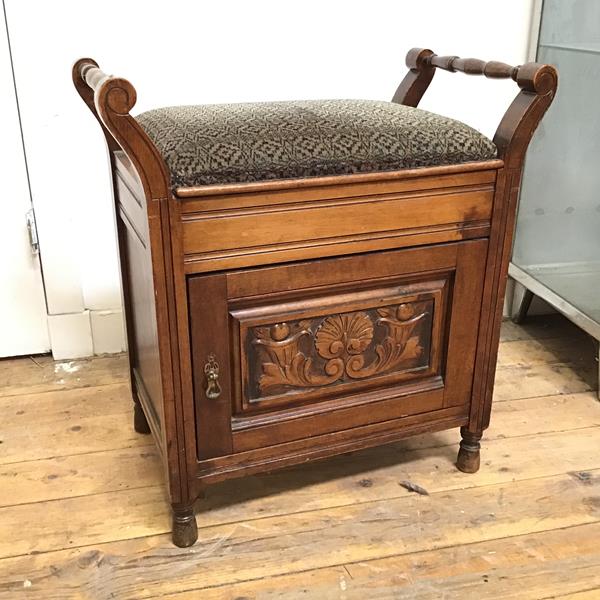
[114,165,164,436]
[115,173,148,243]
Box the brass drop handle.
[204,354,222,400]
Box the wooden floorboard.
[0,314,599,599]
[1,471,600,598]
[163,522,600,600]
[494,362,595,401]
[1,425,600,560]
[0,383,148,465]
[553,591,600,600]
[0,354,128,398]
[498,313,588,343]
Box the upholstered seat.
[135,99,497,190]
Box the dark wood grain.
[180,180,494,273]
[73,60,194,517]
[187,239,486,454]
[428,55,519,81]
[391,47,436,107]
[393,48,557,106]
[73,47,557,546]
[187,274,233,460]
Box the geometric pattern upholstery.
[135,99,497,190]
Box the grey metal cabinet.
[510,0,600,385]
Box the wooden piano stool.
[73,48,557,546]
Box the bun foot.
[457,445,481,473]
[456,427,482,474]
[172,505,198,547]
[133,401,151,434]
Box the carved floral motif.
[250,301,430,395]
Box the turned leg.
[512,288,534,324]
[456,427,482,474]
[172,504,198,548]
[133,396,151,434]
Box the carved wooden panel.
[249,300,432,397]
[231,279,447,416]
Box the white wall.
[4,0,535,358]
[0,5,50,357]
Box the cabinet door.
[189,240,487,458]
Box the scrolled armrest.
[73,58,137,116]
[72,57,167,199]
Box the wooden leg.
[512,288,534,324]
[133,398,151,434]
[456,427,482,474]
[172,504,198,548]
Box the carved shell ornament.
[252,302,429,394]
[315,312,374,359]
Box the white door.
[0,6,49,357]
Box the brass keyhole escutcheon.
[204,354,222,400]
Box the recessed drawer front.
[188,240,487,459]
[181,170,495,273]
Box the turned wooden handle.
[73,58,110,92]
[427,55,519,81]
[79,61,111,91]
[404,49,557,95]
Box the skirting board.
[48,309,125,359]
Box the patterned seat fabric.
[135,99,497,190]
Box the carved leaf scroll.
[250,301,430,396]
